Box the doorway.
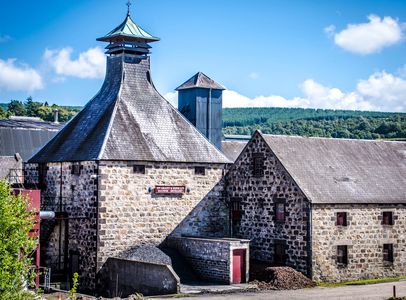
[232,249,246,284]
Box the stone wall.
[225,133,311,275]
[167,236,249,283]
[312,204,406,282]
[97,161,226,270]
[25,161,98,291]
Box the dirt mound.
[250,263,315,290]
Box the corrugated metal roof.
[0,118,63,131]
[221,140,247,162]
[0,127,60,161]
[176,72,225,91]
[29,56,230,164]
[97,14,160,43]
[259,132,406,204]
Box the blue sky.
[0,0,406,112]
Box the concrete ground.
[153,280,406,300]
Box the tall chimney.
[53,109,59,124]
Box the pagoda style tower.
[27,4,229,293]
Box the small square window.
[194,166,206,176]
[382,211,394,225]
[253,153,264,178]
[275,199,286,222]
[383,244,394,263]
[133,165,146,174]
[72,163,81,176]
[336,212,347,226]
[337,245,348,266]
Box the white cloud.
[0,59,43,91]
[43,47,106,79]
[356,71,406,111]
[326,15,404,54]
[163,91,178,108]
[222,70,406,112]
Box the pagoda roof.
[176,72,225,91]
[29,57,230,164]
[97,14,160,43]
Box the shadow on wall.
[165,177,230,239]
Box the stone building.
[25,10,231,292]
[225,130,406,282]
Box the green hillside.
[1,100,405,140]
[223,107,406,140]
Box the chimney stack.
[53,109,59,124]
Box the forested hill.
[1,100,406,140]
[223,107,406,140]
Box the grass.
[318,276,406,287]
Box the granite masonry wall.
[25,162,98,291]
[167,236,249,283]
[225,133,311,275]
[96,161,226,271]
[312,204,406,282]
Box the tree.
[0,181,36,298]
[7,100,26,116]
[0,107,5,119]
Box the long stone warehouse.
[18,5,406,296]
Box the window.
[38,163,48,189]
[194,166,206,176]
[336,212,348,226]
[383,244,394,263]
[337,245,348,266]
[274,240,286,265]
[382,211,394,225]
[231,198,243,221]
[253,153,264,178]
[133,165,146,174]
[275,199,286,222]
[71,163,82,176]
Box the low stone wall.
[98,258,179,297]
[167,236,249,284]
[312,204,406,282]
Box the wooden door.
[232,249,246,284]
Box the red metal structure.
[13,189,41,288]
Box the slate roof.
[29,56,230,164]
[97,14,160,43]
[221,140,248,162]
[176,72,225,91]
[259,133,406,204]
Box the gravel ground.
[152,280,406,300]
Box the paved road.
[154,280,406,300]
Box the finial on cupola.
[96,0,160,58]
[127,0,132,16]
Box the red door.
[232,249,246,284]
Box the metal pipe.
[40,211,55,220]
